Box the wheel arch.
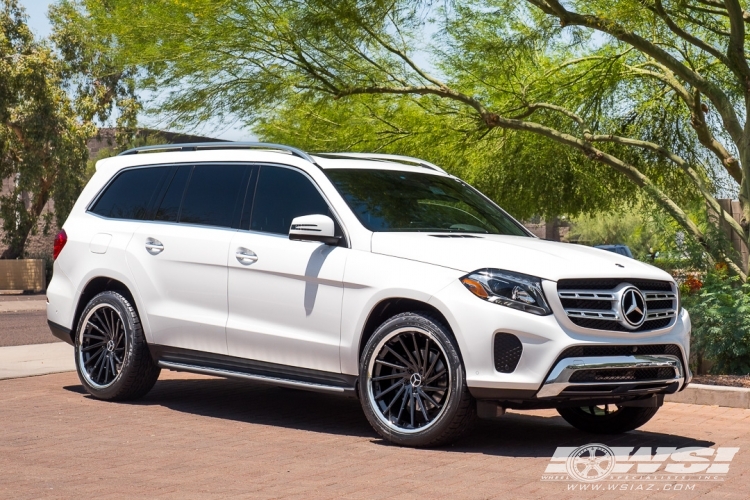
[358,297,460,362]
[72,276,141,342]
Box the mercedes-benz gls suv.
[47,143,691,447]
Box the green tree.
[0,0,137,259]
[0,0,93,259]
[55,0,750,278]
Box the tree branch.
[512,102,585,126]
[624,64,743,183]
[527,0,745,146]
[586,132,747,243]
[723,0,750,87]
[652,0,732,69]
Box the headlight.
[460,269,552,316]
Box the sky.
[20,0,255,141]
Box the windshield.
[325,168,529,235]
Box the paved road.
[0,309,58,347]
[2,370,748,499]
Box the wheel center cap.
[409,373,422,387]
[106,340,115,352]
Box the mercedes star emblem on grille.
[620,287,646,328]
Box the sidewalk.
[0,299,47,313]
[0,342,74,380]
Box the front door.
[226,165,347,373]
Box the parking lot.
[1,367,749,499]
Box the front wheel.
[556,404,659,434]
[74,291,160,401]
[359,312,476,447]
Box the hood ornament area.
[618,286,646,329]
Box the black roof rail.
[117,141,318,165]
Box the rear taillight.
[53,229,67,260]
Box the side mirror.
[289,214,341,245]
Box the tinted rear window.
[154,166,191,222]
[179,165,247,228]
[90,167,169,220]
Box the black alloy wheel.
[75,291,160,401]
[359,312,476,447]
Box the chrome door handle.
[145,238,164,255]
[235,248,258,265]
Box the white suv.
[47,143,691,447]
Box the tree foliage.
[54,0,750,277]
[683,272,750,374]
[0,0,136,259]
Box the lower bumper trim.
[48,320,73,345]
[537,355,684,398]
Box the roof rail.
[117,141,318,165]
[315,152,447,174]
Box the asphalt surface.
[0,310,58,347]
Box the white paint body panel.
[48,148,691,396]
[226,231,346,372]
[126,222,235,355]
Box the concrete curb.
[665,383,750,409]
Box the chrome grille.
[557,279,677,332]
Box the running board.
[158,360,357,398]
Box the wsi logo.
[542,444,740,482]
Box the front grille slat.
[557,278,676,332]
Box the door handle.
[145,237,164,255]
[235,247,258,265]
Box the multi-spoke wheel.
[556,403,660,434]
[74,291,160,401]
[359,312,476,447]
[79,304,127,388]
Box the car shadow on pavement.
[63,377,715,457]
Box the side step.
[158,360,358,398]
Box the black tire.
[556,404,659,434]
[74,291,160,401]
[359,312,476,447]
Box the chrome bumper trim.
[536,355,684,398]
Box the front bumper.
[429,280,691,407]
[535,354,683,398]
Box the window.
[325,169,528,236]
[250,166,332,235]
[154,166,191,222]
[90,167,169,220]
[179,165,248,228]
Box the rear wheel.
[359,312,476,447]
[556,404,659,434]
[74,291,160,401]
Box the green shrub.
[682,272,750,375]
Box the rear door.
[126,163,253,355]
[226,165,347,373]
